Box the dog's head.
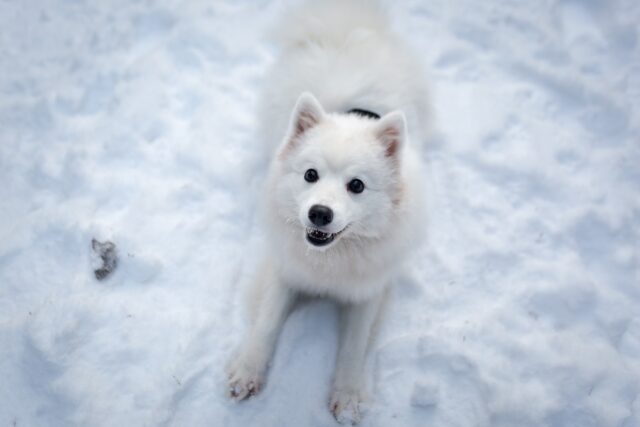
[271,92,407,251]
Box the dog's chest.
[279,245,391,302]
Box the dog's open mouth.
[305,227,346,247]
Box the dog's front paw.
[330,388,364,425]
[226,358,265,401]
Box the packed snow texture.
[1,0,639,426]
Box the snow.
[0,0,638,426]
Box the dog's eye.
[347,178,365,194]
[304,169,319,183]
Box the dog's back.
[259,0,431,155]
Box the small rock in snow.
[92,238,118,280]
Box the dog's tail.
[270,0,390,50]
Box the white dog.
[227,0,430,423]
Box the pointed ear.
[376,111,406,158]
[288,92,325,141]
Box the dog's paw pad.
[330,389,363,425]
[228,378,261,401]
[226,362,264,401]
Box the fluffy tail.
[270,0,390,49]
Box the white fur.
[228,1,429,423]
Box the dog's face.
[272,93,406,251]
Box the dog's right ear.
[287,92,325,143]
[375,111,406,160]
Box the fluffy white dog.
[227,0,430,423]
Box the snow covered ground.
[1,0,639,426]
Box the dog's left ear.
[375,111,406,158]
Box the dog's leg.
[227,261,294,400]
[330,292,385,425]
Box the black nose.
[308,204,333,227]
